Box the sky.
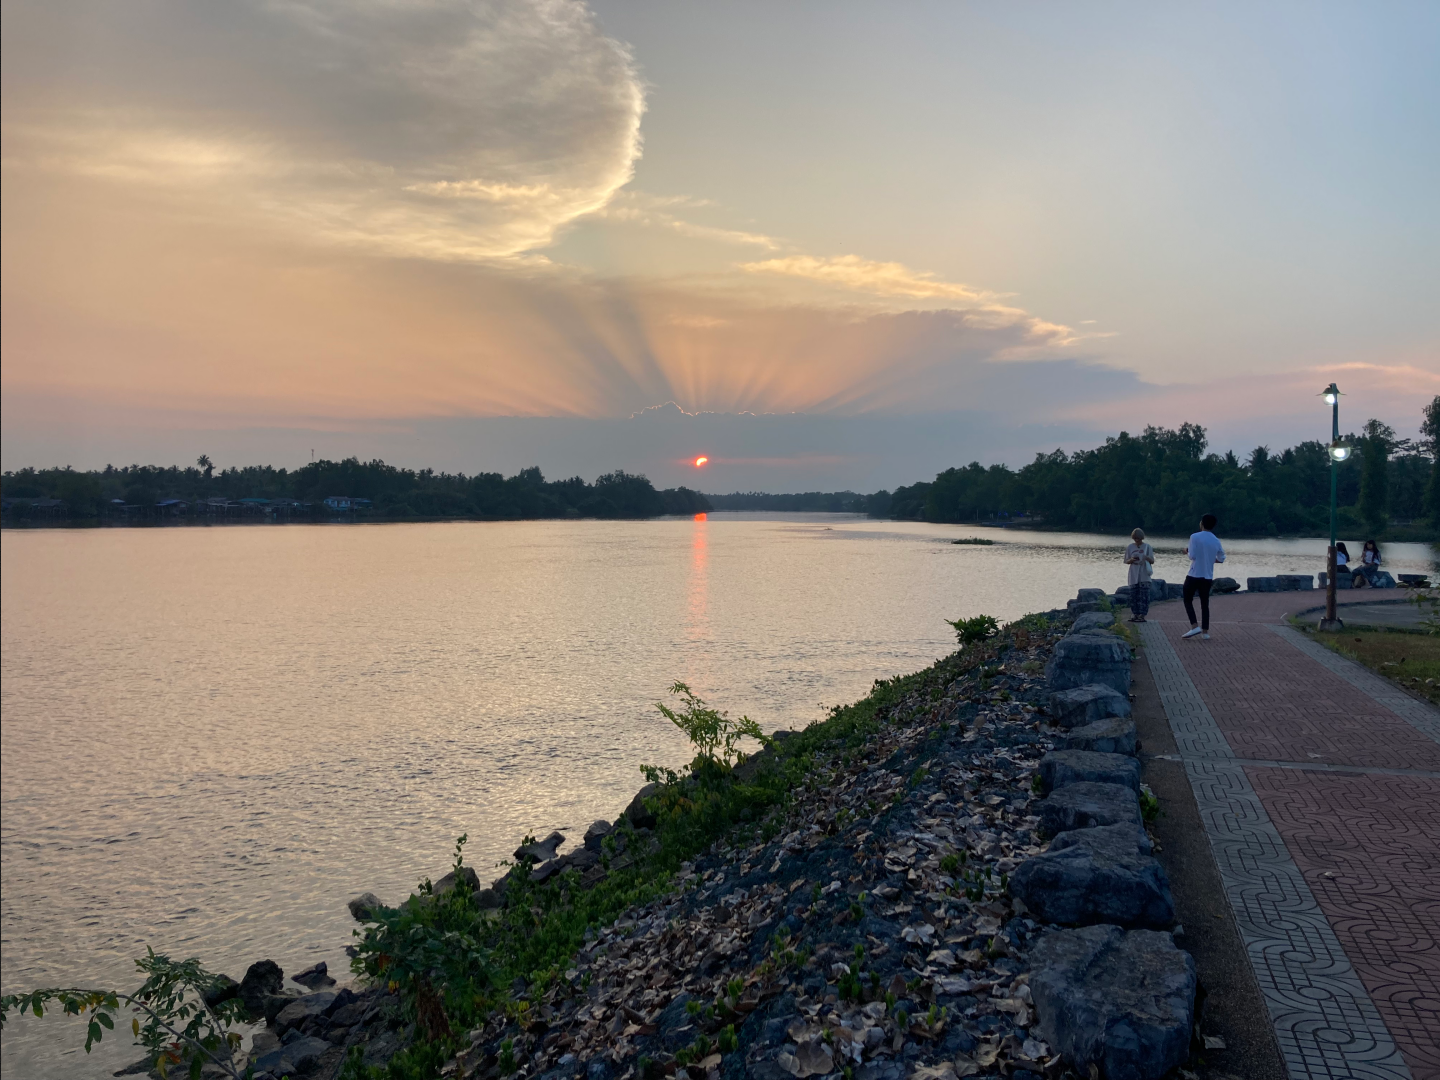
[2,0,1437,492]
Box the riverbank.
[140,595,1218,1080]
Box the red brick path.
[1146,591,1440,1079]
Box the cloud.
[740,255,1084,345]
[592,191,781,249]
[1,0,645,260]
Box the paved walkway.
[1137,590,1440,1080]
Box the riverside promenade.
[1138,591,1439,1080]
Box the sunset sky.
[3,1,1437,490]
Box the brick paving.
[1139,591,1440,1080]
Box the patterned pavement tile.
[1140,622,1414,1080]
[1156,622,1440,772]
[1247,767,1440,1080]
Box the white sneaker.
[1202,633,1211,640]
[1182,627,1203,639]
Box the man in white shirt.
[1182,513,1225,640]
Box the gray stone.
[1317,571,1354,589]
[1011,829,1174,929]
[252,1035,331,1077]
[1030,925,1196,1080]
[1069,612,1115,634]
[291,962,334,989]
[514,831,565,864]
[1276,574,1314,591]
[433,865,481,894]
[1211,577,1240,594]
[202,974,239,1010]
[1399,574,1430,587]
[1246,577,1279,593]
[238,960,284,1021]
[625,783,661,830]
[1037,782,1140,838]
[274,991,339,1034]
[347,892,383,921]
[1050,821,1151,857]
[1047,684,1132,730]
[1067,600,1106,615]
[1059,718,1137,756]
[1039,751,1141,795]
[583,820,613,852]
[1075,588,1108,603]
[1046,633,1131,695]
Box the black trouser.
[1183,576,1213,630]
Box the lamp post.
[1320,383,1349,631]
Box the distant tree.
[196,455,214,480]
[1422,396,1440,526]
[1359,419,1395,533]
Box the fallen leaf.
[794,1039,834,1077]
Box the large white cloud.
[1,0,645,259]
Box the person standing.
[1182,514,1226,640]
[1124,529,1155,622]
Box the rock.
[474,887,502,909]
[1399,574,1430,587]
[274,991,339,1034]
[291,962,334,989]
[583,820,613,852]
[1371,570,1396,588]
[1011,828,1174,929]
[1047,684,1132,730]
[515,831,566,864]
[1067,601,1106,615]
[252,1035,331,1078]
[1037,782,1140,838]
[238,960,284,1021]
[1276,574,1314,591]
[1075,588,1108,604]
[1038,751,1141,795]
[347,892,383,921]
[202,974,239,1010]
[263,991,301,1024]
[624,783,661,830]
[1148,578,1168,601]
[1051,821,1151,857]
[1246,577,1279,593]
[1318,571,1353,589]
[1029,925,1196,1080]
[531,858,569,884]
[1211,577,1240,594]
[1069,612,1115,634]
[1045,633,1131,695]
[433,865,481,895]
[1059,718,1137,756]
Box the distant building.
[323,496,372,511]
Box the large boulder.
[624,783,661,830]
[1038,782,1140,838]
[1246,577,1279,593]
[1030,925,1196,1080]
[1276,574,1313,591]
[1052,821,1151,857]
[1046,633,1131,695]
[274,990,340,1034]
[433,865,481,895]
[1318,571,1353,589]
[347,892,383,922]
[1069,612,1115,634]
[1211,577,1240,594]
[1059,718,1137,756]
[583,820,614,852]
[252,1035,332,1078]
[1011,828,1174,929]
[1075,588,1108,604]
[238,960,284,1021]
[1039,751,1141,795]
[514,831,565,864]
[1048,684,1132,730]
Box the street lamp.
[1320,383,1344,631]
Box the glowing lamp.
[1329,444,1350,461]
[1321,383,1340,406]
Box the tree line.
[881,396,1440,537]
[0,458,712,521]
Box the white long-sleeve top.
[1186,531,1226,580]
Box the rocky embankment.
[190,596,1198,1080]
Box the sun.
[693,455,709,467]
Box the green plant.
[0,950,249,1080]
[718,1024,738,1054]
[1139,786,1160,823]
[651,682,771,772]
[940,853,959,874]
[946,614,1000,647]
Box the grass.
[950,537,995,546]
[1311,629,1440,705]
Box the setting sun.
[694,456,708,467]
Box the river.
[1,515,1433,1077]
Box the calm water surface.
[2,515,1433,1077]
